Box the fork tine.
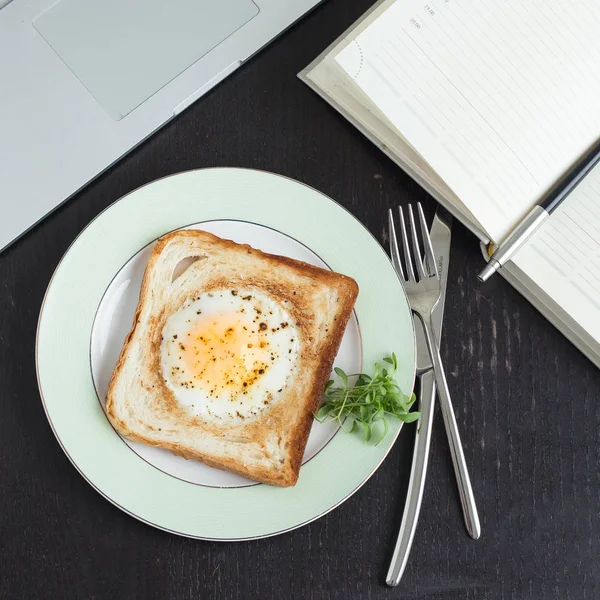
[408,205,426,280]
[388,209,405,279]
[417,202,439,279]
[398,206,416,282]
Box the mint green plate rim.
[35,168,416,541]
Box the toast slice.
[106,229,358,486]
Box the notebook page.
[335,0,600,243]
[303,52,484,236]
[511,165,600,343]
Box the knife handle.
[420,316,481,541]
[386,369,436,587]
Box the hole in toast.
[171,256,206,282]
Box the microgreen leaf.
[314,355,419,445]
[334,367,348,387]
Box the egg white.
[160,289,299,423]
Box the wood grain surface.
[1,1,600,598]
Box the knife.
[386,207,453,587]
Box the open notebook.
[299,0,600,367]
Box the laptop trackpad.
[33,0,259,120]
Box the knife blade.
[418,207,452,370]
[386,207,452,587]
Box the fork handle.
[417,312,482,540]
[386,369,436,586]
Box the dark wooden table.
[2,2,600,598]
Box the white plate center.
[90,220,362,488]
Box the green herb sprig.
[315,353,418,445]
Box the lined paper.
[512,165,600,342]
[335,0,600,243]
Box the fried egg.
[160,289,299,423]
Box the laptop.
[0,0,323,252]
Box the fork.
[390,203,481,541]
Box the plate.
[36,168,415,540]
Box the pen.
[478,137,600,283]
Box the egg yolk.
[179,314,273,397]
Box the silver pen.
[478,137,600,282]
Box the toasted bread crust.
[106,229,358,486]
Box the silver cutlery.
[389,203,480,542]
[386,207,452,586]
